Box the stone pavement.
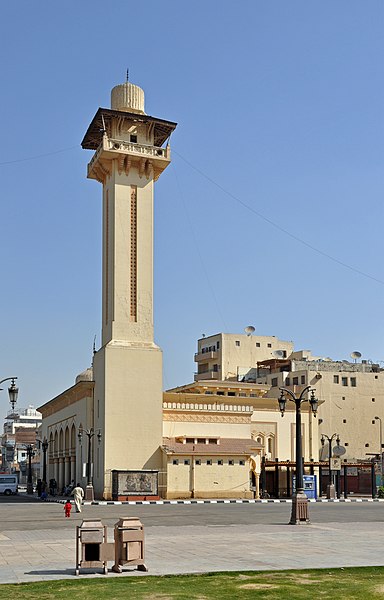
[0,504,384,584]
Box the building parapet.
[163,402,253,413]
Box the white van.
[0,474,18,495]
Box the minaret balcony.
[87,135,171,182]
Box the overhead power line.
[174,150,384,287]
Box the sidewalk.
[0,519,383,584]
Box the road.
[1,495,384,530]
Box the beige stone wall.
[165,456,252,499]
[93,344,163,499]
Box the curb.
[39,496,384,506]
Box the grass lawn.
[0,567,384,599]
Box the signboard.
[112,470,158,499]
[330,457,341,471]
[333,445,346,457]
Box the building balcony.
[87,135,171,182]
[194,351,218,362]
[194,370,220,381]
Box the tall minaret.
[82,79,177,499]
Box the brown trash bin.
[75,519,114,575]
[112,517,148,573]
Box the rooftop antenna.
[244,325,255,336]
[350,351,362,363]
[126,68,129,83]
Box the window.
[256,342,261,347]
[250,393,257,397]
[285,377,291,386]
[228,392,235,397]
[271,378,278,387]
[267,343,272,348]
[239,460,245,466]
[375,375,378,379]
[218,460,223,466]
[130,134,137,143]
[197,438,205,444]
[217,341,220,349]
[301,375,306,384]
[217,391,224,396]
[365,443,370,448]
[350,377,356,387]
[205,391,213,395]
[239,392,246,397]
[195,459,201,465]
[186,438,194,443]
[213,364,218,372]
[342,377,348,386]
[235,341,240,346]
[172,459,179,465]
[372,398,376,402]
[334,375,339,384]
[206,459,212,465]
[228,459,234,466]
[209,438,218,444]
[184,459,190,465]
[343,419,347,423]
[293,377,299,385]
[345,442,349,446]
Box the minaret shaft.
[102,164,154,346]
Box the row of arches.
[46,423,84,492]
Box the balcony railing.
[88,136,170,172]
[194,351,218,362]
[194,370,220,381]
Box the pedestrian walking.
[64,500,72,518]
[71,483,84,513]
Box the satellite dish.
[350,351,362,363]
[273,350,285,358]
[244,325,255,336]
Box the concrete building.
[1,405,42,482]
[194,332,294,382]
[255,350,384,462]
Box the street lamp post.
[36,436,49,484]
[278,385,318,525]
[25,444,35,494]
[0,377,19,472]
[0,377,19,410]
[78,427,102,501]
[321,433,340,499]
[374,416,383,487]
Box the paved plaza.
[0,496,384,584]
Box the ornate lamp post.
[0,378,18,472]
[78,427,102,501]
[321,433,340,498]
[0,377,19,410]
[25,444,35,494]
[374,416,383,487]
[278,385,318,524]
[35,435,49,484]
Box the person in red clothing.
[64,500,72,518]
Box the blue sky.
[0,1,383,413]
